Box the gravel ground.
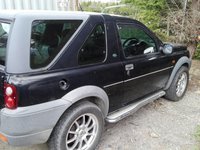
[0,60,199,150]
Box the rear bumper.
[0,99,71,146]
[0,129,52,146]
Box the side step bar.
[106,91,166,123]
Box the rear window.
[30,20,82,69]
[0,22,10,66]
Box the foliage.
[166,0,200,58]
[166,2,200,43]
[80,2,140,19]
[123,0,167,31]
[194,44,200,59]
[195,125,200,142]
[80,2,111,12]
[103,4,140,19]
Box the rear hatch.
[0,21,11,108]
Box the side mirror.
[162,44,173,55]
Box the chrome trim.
[103,66,173,88]
[125,64,134,71]
[106,90,166,123]
[103,81,123,88]
[124,66,173,83]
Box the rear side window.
[0,22,10,66]
[78,24,106,65]
[30,20,82,69]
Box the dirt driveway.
[0,60,200,150]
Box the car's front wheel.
[165,66,189,101]
[48,101,104,150]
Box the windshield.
[0,22,10,66]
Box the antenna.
[101,4,128,13]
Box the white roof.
[0,10,103,20]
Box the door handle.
[125,64,134,76]
[125,64,134,71]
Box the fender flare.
[62,85,109,117]
[164,56,191,90]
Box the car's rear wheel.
[48,101,104,150]
[165,66,189,101]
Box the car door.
[116,22,174,105]
[77,22,124,112]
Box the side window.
[0,22,10,66]
[30,20,82,69]
[117,24,156,58]
[78,24,106,65]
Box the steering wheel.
[123,37,139,47]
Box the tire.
[48,101,104,150]
[165,66,189,101]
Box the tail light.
[4,83,18,109]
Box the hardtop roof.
[0,10,104,20]
[0,10,132,21]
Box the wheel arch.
[61,85,109,118]
[48,86,109,142]
[164,56,191,90]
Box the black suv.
[0,11,190,150]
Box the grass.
[195,125,200,140]
[194,125,200,150]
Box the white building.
[80,0,121,3]
[0,0,75,11]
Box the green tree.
[122,0,168,40]
[80,2,111,12]
[102,4,140,19]
[194,44,200,59]
[123,0,167,30]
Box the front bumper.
[0,99,71,146]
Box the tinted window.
[78,24,106,65]
[30,20,82,69]
[117,24,156,58]
[0,22,10,66]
